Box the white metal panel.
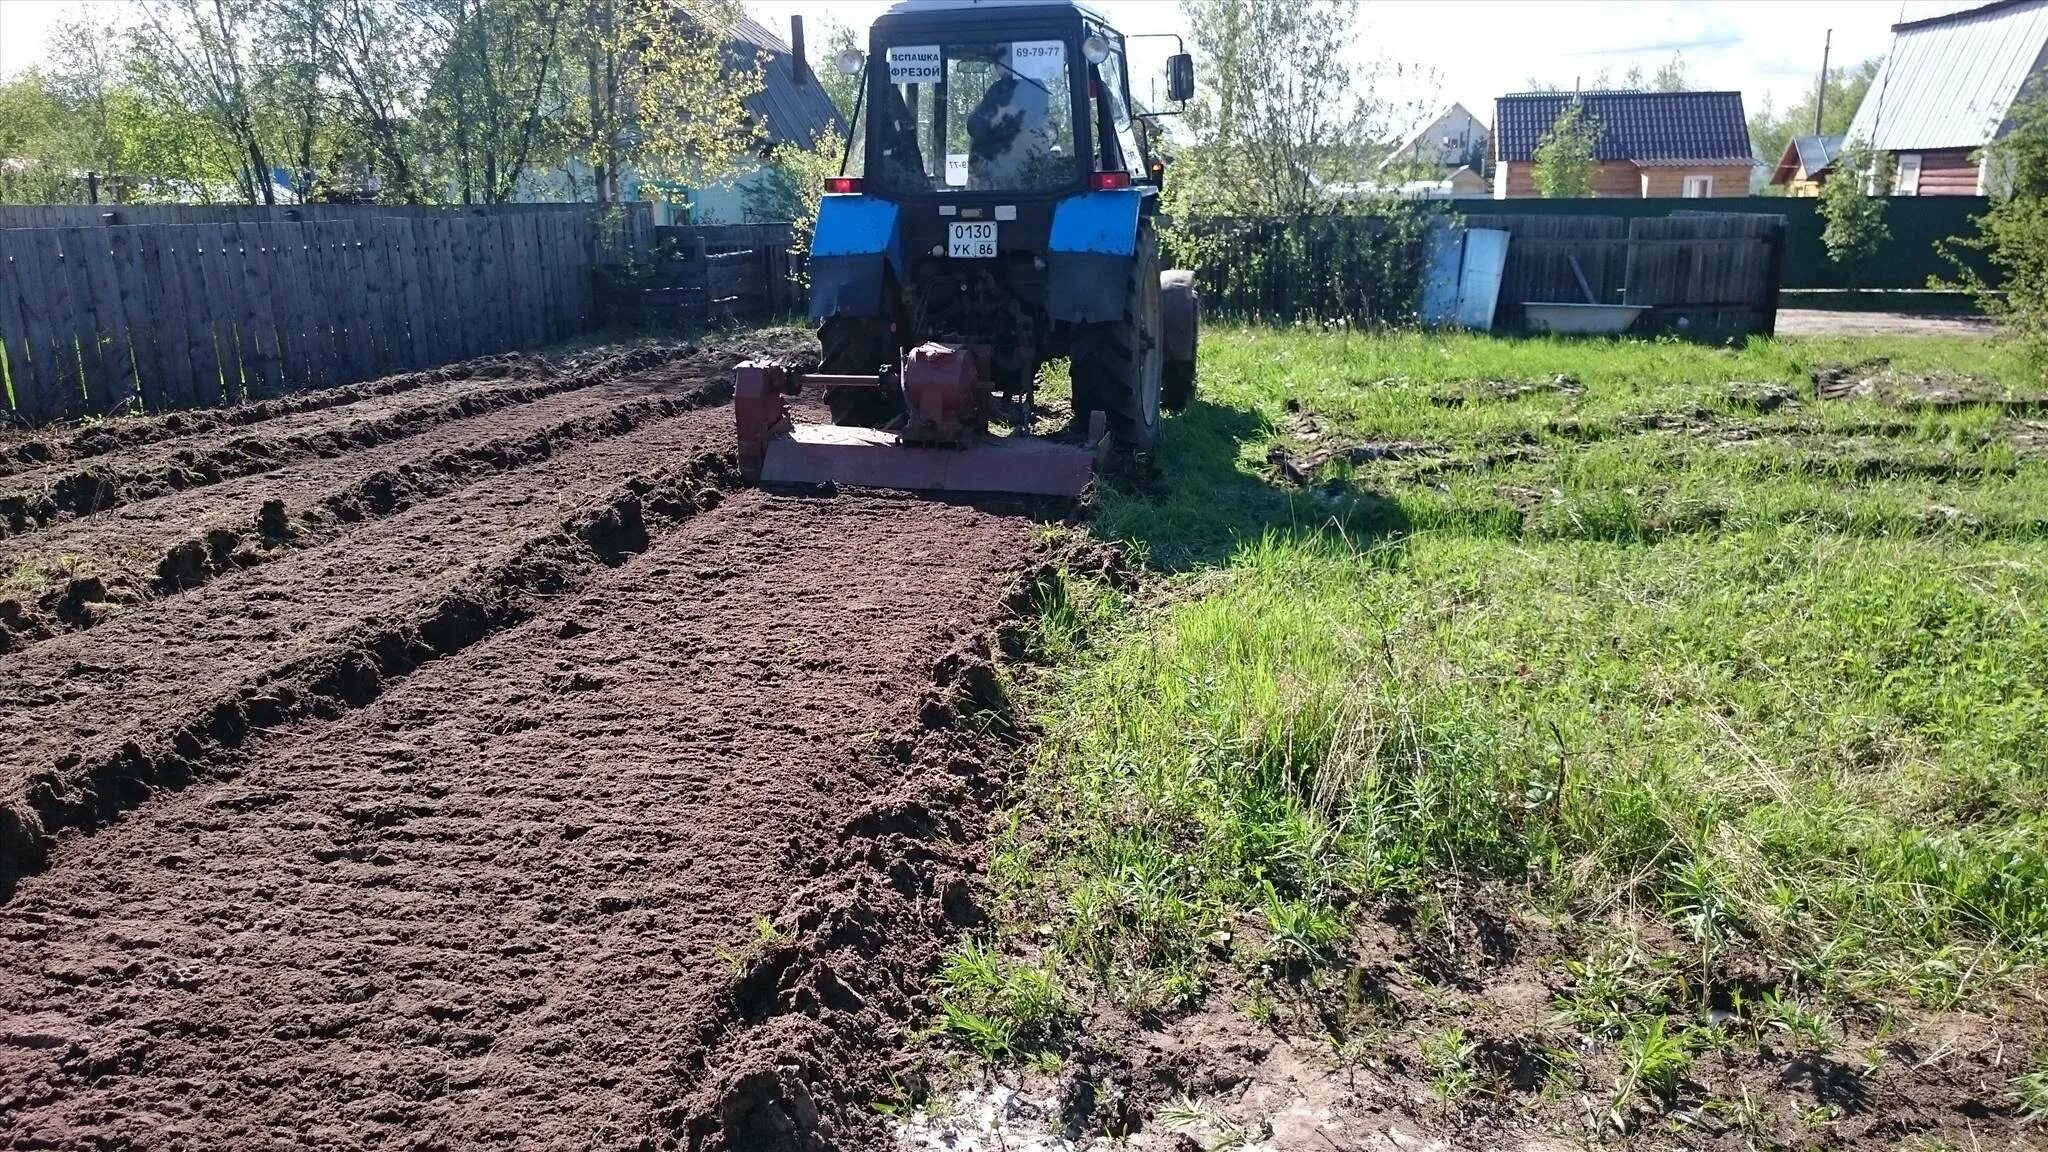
[1847,0,2048,151]
[1455,229,1509,331]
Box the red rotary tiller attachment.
[735,342,1109,498]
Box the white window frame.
[1894,152,1922,195]
[1681,173,1713,198]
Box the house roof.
[1377,102,1485,171]
[1845,0,2048,151]
[731,15,844,148]
[1494,90,1754,164]
[1770,134,1847,183]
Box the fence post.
[1760,219,1786,338]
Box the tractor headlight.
[835,48,864,75]
[1081,35,1110,64]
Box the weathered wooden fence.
[0,208,602,425]
[0,202,602,229]
[598,223,801,327]
[1463,212,1786,336]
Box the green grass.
[941,327,2048,1073]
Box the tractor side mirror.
[1166,53,1195,103]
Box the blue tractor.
[735,0,1199,497]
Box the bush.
[1945,87,2048,376]
[1819,146,1891,288]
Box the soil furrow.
[0,489,1041,1149]
[0,362,618,540]
[0,370,733,657]
[0,352,538,479]
[0,397,750,889]
[0,449,736,896]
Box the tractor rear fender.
[808,195,902,323]
[1045,189,1143,324]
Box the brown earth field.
[0,339,1075,1150]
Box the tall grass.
[969,326,2048,1023]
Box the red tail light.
[825,176,862,194]
[1090,170,1131,191]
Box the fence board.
[260,222,310,391]
[177,227,225,406]
[70,226,140,412]
[357,217,399,376]
[104,227,159,409]
[451,219,483,360]
[481,215,512,350]
[228,222,284,399]
[384,218,427,371]
[0,232,38,419]
[0,230,63,421]
[135,228,193,409]
[34,229,89,420]
[425,216,461,365]
[505,214,534,349]
[299,225,342,387]
[343,222,381,381]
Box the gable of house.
[1494,90,1754,165]
[1845,0,2048,152]
[1771,134,1846,184]
[1380,103,1489,172]
[732,15,844,149]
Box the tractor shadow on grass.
[1095,396,1409,572]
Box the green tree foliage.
[1533,102,1602,198]
[1748,56,1883,192]
[131,0,277,203]
[1171,0,1419,217]
[1646,53,1690,92]
[0,72,79,202]
[1,0,764,208]
[809,18,863,122]
[595,0,763,200]
[1819,146,1891,287]
[1944,89,2048,374]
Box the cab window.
[1091,30,1144,179]
[870,39,1078,194]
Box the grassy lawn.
[929,327,2048,1146]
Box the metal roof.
[731,15,845,148]
[882,0,1111,18]
[1845,0,2048,151]
[1769,134,1845,184]
[1494,91,1753,164]
[1795,134,1846,174]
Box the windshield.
[870,39,1076,195]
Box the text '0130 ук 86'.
[949,221,998,258]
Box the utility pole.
[1814,29,1832,135]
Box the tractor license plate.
[948,221,998,258]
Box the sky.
[0,0,1994,136]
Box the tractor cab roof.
[876,0,1117,31]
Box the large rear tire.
[1071,224,1163,456]
[818,316,900,427]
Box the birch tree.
[131,0,276,202]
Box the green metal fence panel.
[1448,196,1993,291]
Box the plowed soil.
[0,343,1051,1149]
